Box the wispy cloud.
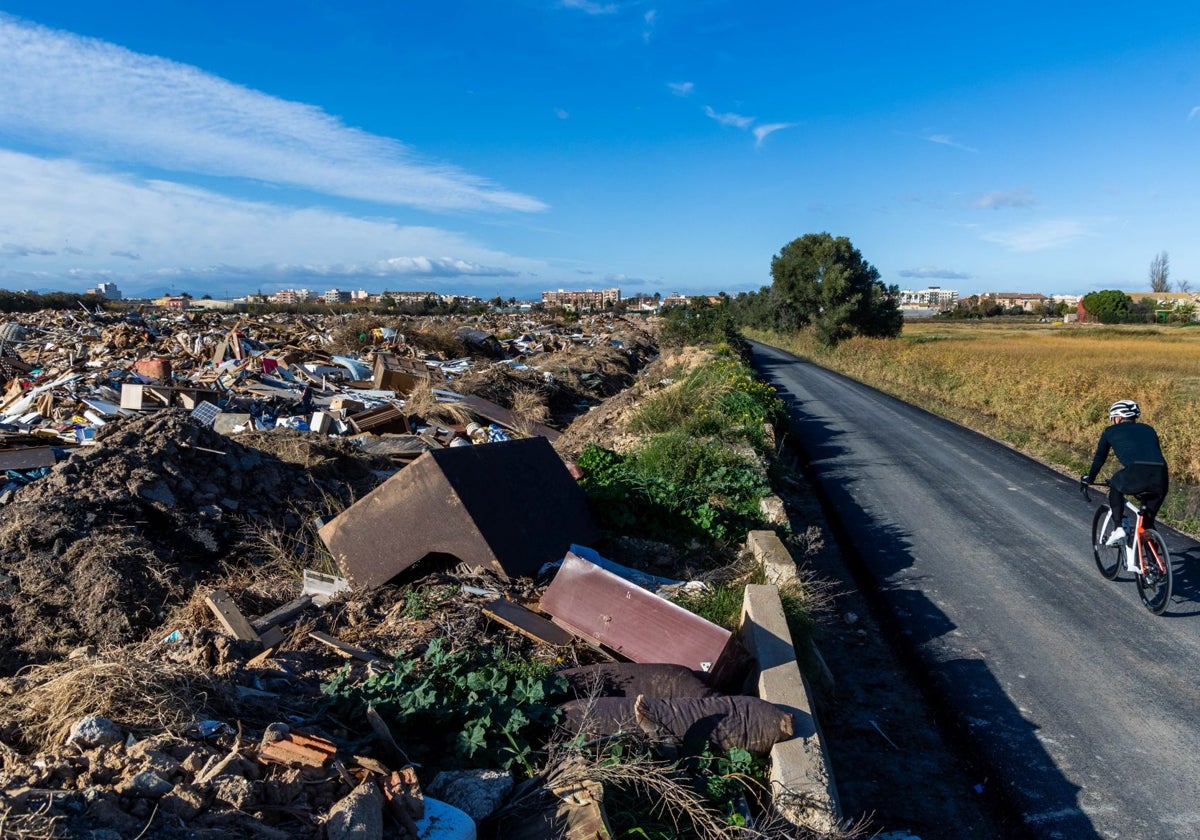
[0,150,543,291]
[643,9,657,42]
[753,122,796,148]
[925,133,979,153]
[560,0,618,14]
[704,105,754,129]
[0,14,545,213]
[974,187,1037,210]
[980,219,1093,251]
[668,81,694,96]
[900,267,972,281]
[554,107,570,120]
[1189,105,1200,121]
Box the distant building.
[87,282,122,300]
[380,291,440,306]
[986,292,1048,312]
[269,289,314,304]
[899,286,958,310]
[323,288,351,304]
[155,295,188,311]
[541,287,620,311]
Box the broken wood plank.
[204,589,260,642]
[457,394,561,441]
[251,595,313,635]
[483,598,574,647]
[308,630,383,663]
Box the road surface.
[750,341,1200,839]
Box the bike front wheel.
[1092,506,1121,580]
[1136,530,1173,615]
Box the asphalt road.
[749,341,1200,839]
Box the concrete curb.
[742,531,841,833]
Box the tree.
[1081,289,1133,323]
[1149,251,1170,293]
[769,233,902,345]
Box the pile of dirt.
[0,410,390,673]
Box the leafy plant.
[322,637,566,773]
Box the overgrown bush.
[576,435,768,544]
[658,299,746,350]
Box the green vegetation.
[322,637,565,775]
[576,347,786,544]
[0,289,110,313]
[658,298,745,349]
[727,232,902,346]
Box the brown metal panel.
[458,394,560,442]
[539,553,732,675]
[317,437,597,589]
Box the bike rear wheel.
[1092,506,1121,580]
[1136,530,1172,615]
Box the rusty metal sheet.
[540,553,733,675]
[317,436,597,589]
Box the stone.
[122,770,174,798]
[426,768,513,822]
[66,716,123,749]
[325,779,383,840]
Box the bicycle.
[1081,479,1173,615]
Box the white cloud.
[753,122,796,148]
[900,267,972,280]
[643,9,657,41]
[0,14,545,213]
[926,133,979,153]
[704,105,754,129]
[668,81,694,96]
[560,0,618,14]
[554,107,570,119]
[979,219,1093,251]
[1189,106,1200,121]
[0,150,543,291]
[974,188,1037,210]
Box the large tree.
[769,233,902,345]
[1149,251,1170,293]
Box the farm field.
[746,321,1200,534]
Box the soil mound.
[0,410,388,674]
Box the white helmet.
[1109,399,1141,420]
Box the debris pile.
[0,307,838,839]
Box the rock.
[122,770,174,798]
[426,768,513,823]
[325,779,383,840]
[159,784,206,821]
[210,774,256,810]
[66,716,123,749]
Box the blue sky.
[2,2,1200,301]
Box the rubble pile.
[0,307,835,839]
[0,410,391,672]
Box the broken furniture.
[318,436,598,589]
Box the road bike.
[1082,479,1172,615]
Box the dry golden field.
[747,321,1200,530]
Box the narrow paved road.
[750,341,1200,839]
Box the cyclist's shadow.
[1166,544,1200,617]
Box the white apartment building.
[899,286,959,310]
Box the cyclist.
[1081,400,1169,560]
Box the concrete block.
[747,530,799,586]
[741,583,840,833]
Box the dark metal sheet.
[0,446,55,471]
[317,436,597,589]
[540,553,733,674]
